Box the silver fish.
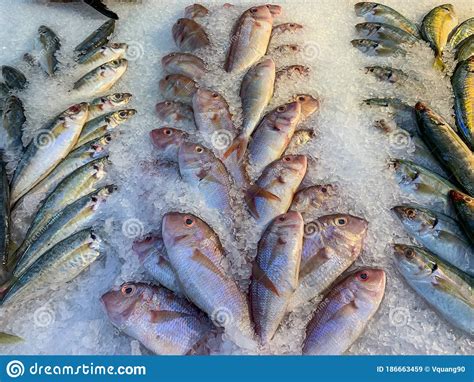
[449,17,474,48]
[74,20,115,57]
[288,214,368,311]
[303,268,386,355]
[2,96,26,157]
[162,212,254,347]
[102,282,212,355]
[251,211,304,343]
[351,39,406,56]
[77,42,127,66]
[73,59,128,96]
[290,184,338,219]
[355,22,419,45]
[88,93,133,121]
[35,25,61,76]
[1,66,27,90]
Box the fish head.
[257,57,276,72]
[101,59,128,78]
[272,101,301,128]
[91,157,109,180]
[193,88,228,113]
[161,52,180,67]
[390,159,418,185]
[162,212,210,249]
[108,109,137,125]
[391,244,434,279]
[293,94,320,119]
[449,189,473,209]
[88,228,103,251]
[108,92,133,106]
[354,2,377,16]
[178,141,214,171]
[62,102,89,126]
[352,268,386,297]
[89,184,117,211]
[109,42,128,55]
[89,134,113,157]
[101,282,152,328]
[265,4,282,17]
[295,184,338,210]
[150,127,188,155]
[277,155,307,180]
[172,18,199,40]
[351,39,379,53]
[355,22,381,36]
[391,205,436,233]
[272,211,304,234]
[132,232,162,263]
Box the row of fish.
[353,3,473,335]
[0,19,135,342]
[101,3,386,355]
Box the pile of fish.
[101,3,387,355]
[352,2,473,335]
[0,19,135,342]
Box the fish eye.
[185,217,194,226]
[195,146,204,153]
[283,156,291,161]
[105,135,112,142]
[169,53,176,57]
[405,248,415,259]
[321,187,327,193]
[93,164,100,170]
[250,7,258,13]
[335,217,347,226]
[278,216,286,222]
[90,233,97,240]
[144,235,152,242]
[211,92,219,98]
[277,105,286,112]
[119,111,128,118]
[406,209,416,218]
[114,94,124,100]
[165,75,170,80]
[91,196,98,202]
[121,284,136,296]
[298,96,306,102]
[176,20,181,25]
[359,272,368,281]
[289,23,295,27]
[164,129,172,135]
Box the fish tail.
[433,55,445,71]
[223,134,248,162]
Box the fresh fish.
[16,135,111,210]
[351,39,406,56]
[450,190,474,243]
[10,185,114,276]
[392,244,473,334]
[449,17,474,48]
[290,184,338,219]
[246,155,307,229]
[2,96,26,156]
[373,119,449,178]
[288,214,368,311]
[456,34,474,62]
[392,205,474,276]
[172,18,209,52]
[162,52,206,80]
[178,142,233,214]
[155,101,195,126]
[415,102,474,195]
[224,58,275,162]
[21,157,109,248]
[0,82,9,111]
[102,282,211,355]
[0,159,9,283]
[276,65,310,81]
[451,57,474,150]
[364,98,419,134]
[271,44,301,54]
[2,228,101,305]
[271,22,303,37]
[184,4,209,19]
[132,233,183,295]
[292,94,320,121]
[248,102,301,175]
[421,4,458,70]
[159,74,198,104]
[10,103,89,205]
[365,65,410,84]
[191,89,248,185]
[88,93,133,121]
[77,42,127,65]
[75,109,136,148]
[303,268,386,355]
[390,159,459,217]
[74,20,115,57]
[1,66,27,90]
[285,129,315,154]
[0,332,23,344]
[150,127,188,161]
[35,25,61,76]
[356,22,419,45]
[73,59,128,96]
[225,5,281,73]
[354,2,419,37]
[251,211,304,343]
[162,212,253,346]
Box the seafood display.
[0,0,472,357]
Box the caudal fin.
[433,55,445,71]
[224,134,248,162]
